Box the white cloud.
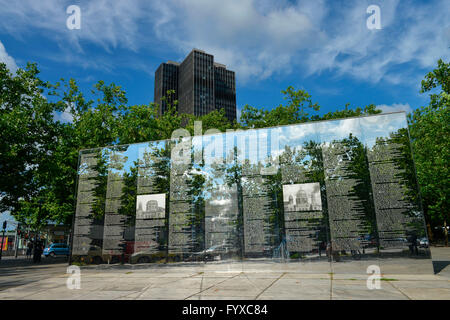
[0,0,448,86]
[53,105,73,123]
[151,0,327,82]
[0,40,17,72]
[377,103,412,114]
[304,0,450,85]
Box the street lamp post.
[0,221,7,261]
[14,224,19,258]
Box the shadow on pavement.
[0,256,68,269]
[433,260,450,274]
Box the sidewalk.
[0,263,449,300]
[0,255,68,268]
[0,247,448,300]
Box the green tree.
[239,86,320,128]
[239,87,381,130]
[320,103,381,120]
[0,63,63,225]
[409,59,450,245]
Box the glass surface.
[71,112,432,274]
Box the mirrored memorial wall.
[71,112,432,273]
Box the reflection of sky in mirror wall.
[103,140,168,176]
[279,122,317,150]
[137,140,166,164]
[104,147,129,176]
[203,132,226,165]
[192,135,202,158]
[116,144,141,174]
[315,117,363,145]
[78,112,409,180]
[359,112,408,148]
[232,128,280,165]
[279,122,319,166]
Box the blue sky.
[0,0,449,121]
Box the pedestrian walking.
[26,241,33,259]
[33,240,43,263]
[408,233,419,255]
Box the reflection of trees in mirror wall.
[224,146,244,256]
[146,143,171,250]
[322,134,377,251]
[168,139,200,254]
[374,129,426,238]
[102,146,131,255]
[188,147,206,252]
[260,152,283,249]
[118,159,138,225]
[338,134,378,245]
[89,149,108,221]
[149,145,171,194]
[239,157,280,254]
[302,141,330,247]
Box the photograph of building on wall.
[283,183,322,213]
[136,194,166,219]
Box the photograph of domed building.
[283,183,322,212]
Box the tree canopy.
[408,59,449,241]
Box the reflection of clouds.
[210,198,231,206]
[206,184,238,223]
[192,136,202,152]
[316,118,362,142]
[196,128,282,165]
[279,124,316,146]
[277,112,408,150]
[190,168,209,178]
[359,113,407,147]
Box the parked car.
[84,245,104,264]
[418,237,429,248]
[130,250,167,264]
[73,245,109,264]
[43,243,70,257]
[186,245,238,262]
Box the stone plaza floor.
[0,247,448,300]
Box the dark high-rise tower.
[154,49,236,122]
[214,62,236,122]
[154,61,179,117]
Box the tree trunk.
[427,222,433,242]
[445,220,448,247]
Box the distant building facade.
[154,61,179,116]
[154,49,236,122]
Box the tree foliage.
[408,59,450,237]
[0,63,64,225]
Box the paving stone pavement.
[0,247,448,300]
[1,267,449,300]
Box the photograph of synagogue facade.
[70,112,433,274]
